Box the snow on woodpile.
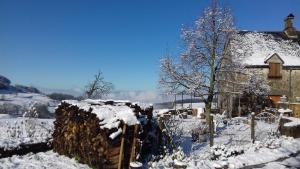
[282,116,300,127]
[279,116,300,138]
[231,32,300,66]
[63,99,139,129]
[52,99,153,169]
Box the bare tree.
[242,71,271,112]
[159,1,245,144]
[85,71,114,99]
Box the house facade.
[218,14,300,115]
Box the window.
[268,63,281,78]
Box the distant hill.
[0,75,40,94]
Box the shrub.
[47,93,76,101]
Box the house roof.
[264,53,285,64]
[231,31,300,66]
[238,31,300,45]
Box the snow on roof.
[231,32,300,66]
[63,100,139,129]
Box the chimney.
[284,13,298,38]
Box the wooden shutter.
[268,63,281,78]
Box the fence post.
[251,112,255,143]
[118,124,127,169]
[209,114,214,147]
[130,124,139,163]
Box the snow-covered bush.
[172,147,185,162]
[165,115,184,146]
[23,102,39,118]
[252,131,282,151]
[191,124,208,142]
[148,147,187,169]
[23,102,52,118]
[210,144,244,160]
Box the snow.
[156,109,170,116]
[130,161,143,167]
[109,128,122,140]
[174,159,187,166]
[232,32,300,66]
[63,100,139,129]
[226,137,300,168]
[196,108,205,118]
[0,114,12,119]
[278,108,292,113]
[282,116,300,127]
[0,151,90,169]
[148,113,300,169]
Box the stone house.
[218,14,300,116]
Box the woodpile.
[279,117,300,138]
[52,100,153,169]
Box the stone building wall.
[217,67,300,116]
[251,67,300,101]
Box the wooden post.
[130,124,139,163]
[209,114,214,147]
[181,92,184,109]
[238,94,241,117]
[190,93,193,109]
[251,112,255,143]
[174,94,177,110]
[118,124,127,169]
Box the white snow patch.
[0,151,90,169]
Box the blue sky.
[1,0,300,92]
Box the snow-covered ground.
[148,115,300,169]
[0,151,90,169]
[0,93,59,114]
[0,118,54,150]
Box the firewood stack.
[52,100,152,169]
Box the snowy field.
[148,115,300,169]
[0,118,54,150]
[0,93,58,114]
[0,102,300,168]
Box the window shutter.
[268,63,281,78]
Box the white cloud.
[39,87,173,104]
[106,90,173,104]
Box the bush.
[191,124,208,142]
[47,93,76,101]
[210,144,244,160]
[14,85,40,93]
[23,103,53,118]
[0,103,23,116]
